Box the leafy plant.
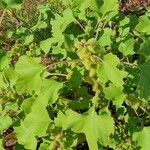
[0,0,150,150]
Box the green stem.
[49,132,63,150]
[45,59,81,70]
[121,61,138,67]
[95,20,106,40]
[1,72,15,93]
[95,20,102,40]
[48,73,67,77]
[93,55,103,62]
[76,19,85,31]
[92,90,100,108]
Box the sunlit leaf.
[55,108,114,150]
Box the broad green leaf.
[0,139,4,150]
[15,125,37,150]
[0,53,9,88]
[0,72,7,89]
[15,27,26,35]
[15,56,44,94]
[32,21,47,31]
[0,54,10,71]
[98,53,125,87]
[22,105,50,136]
[32,5,53,31]
[38,139,50,150]
[103,83,125,107]
[52,46,67,59]
[66,0,101,11]
[139,39,150,57]
[98,0,118,19]
[119,16,130,27]
[138,61,150,99]
[38,79,63,105]
[67,68,82,89]
[15,103,51,149]
[118,38,135,56]
[0,115,12,131]
[133,127,150,150]
[24,35,34,45]
[21,97,35,115]
[4,67,18,86]
[40,37,56,54]
[80,0,102,11]
[40,8,74,53]
[119,27,130,38]
[55,108,114,150]
[51,8,75,41]
[98,28,113,47]
[40,8,75,53]
[119,17,130,38]
[136,15,150,34]
[1,0,23,9]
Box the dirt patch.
[120,0,150,14]
[3,128,17,150]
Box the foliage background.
[0,0,150,150]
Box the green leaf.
[67,68,82,89]
[98,53,125,87]
[40,8,75,54]
[103,83,125,107]
[67,0,101,11]
[133,127,150,150]
[0,115,12,131]
[52,46,67,59]
[138,61,150,99]
[24,35,34,45]
[15,56,45,94]
[98,28,112,47]
[0,138,5,150]
[22,105,50,136]
[139,38,150,57]
[118,38,135,56]
[38,79,63,105]
[32,5,53,31]
[55,108,114,150]
[98,0,119,19]
[4,67,19,86]
[0,54,10,71]
[51,8,75,41]
[0,72,7,89]
[136,15,150,34]
[81,0,102,11]
[15,125,37,150]
[32,21,47,31]
[1,0,23,9]
[40,38,56,54]
[15,102,51,149]
[21,97,35,115]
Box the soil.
[3,127,17,150]
[120,0,150,14]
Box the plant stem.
[0,10,6,26]
[76,19,85,31]
[133,107,144,128]
[48,73,67,77]
[121,61,138,67]
[93,55,103,62]
[95,20,102,40]
[45,59,81,70]
[49,131,63,150]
